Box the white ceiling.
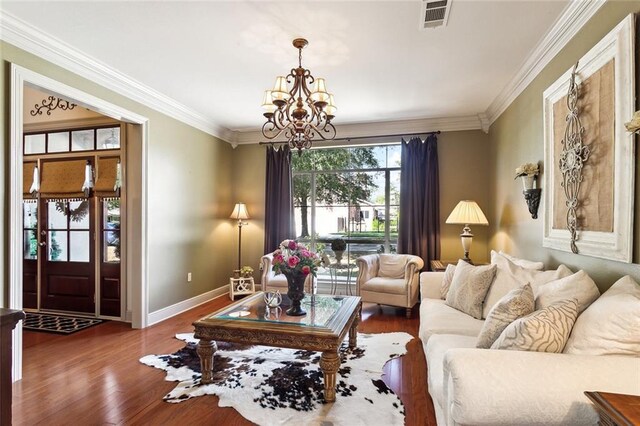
[1,0,569,136]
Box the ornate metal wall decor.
[30,95,77,116]
[559,62,590,254]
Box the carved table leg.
[197,339,217,384]
[349,304,361,349]
[319,349,341,402]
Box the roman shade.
[23,162,37,199]
[39,159,88,199]
[94,157,121,197]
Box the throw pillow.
[498,250,544,270]
[440,264,456,299]
[445,260,497,319]
[535,270,600,313]
[482,251,573,319]
[476,283,534,349]
[378,254,407,279]
[564,275,640,356]
[491,299,579,353]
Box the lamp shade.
[446,200,488,225]
[230,202,250,220]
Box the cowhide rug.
[140,332,413,425]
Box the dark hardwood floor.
[13,297,436,425]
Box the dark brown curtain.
[264,145,295,253]
[398,135,440,266]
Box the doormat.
[23,312,103,334]
[140,332,413,425]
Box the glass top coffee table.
[193,292,362,402]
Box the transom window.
[24,126,120,155]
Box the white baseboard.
[148,285,229,326]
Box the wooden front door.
[40,199,96,313]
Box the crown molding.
[232,114,484,145]
[484,0,606,126]
[0,11,234,143]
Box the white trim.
[147,286,230,326]
[232,115,483,145]
[0,11,233,143]
[9,64,150,381]
[542,15,635,263]
[485,0,606,126]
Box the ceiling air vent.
[420,0,452,30]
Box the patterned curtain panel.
[264,145,294,254]
[23,162,36,198]
[94,157,120,197]
[39,159,87,199]
[397,134,440,267]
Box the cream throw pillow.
[564,276,640,356]
[476,283,534,349]
[535,270,600,313]
[482,251,573,319]
[445,260,497,319]
[498,250,544,270]
[378,254,407,279]
[440,264,456,299]
[491,299,579,353]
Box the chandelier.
[261,38,337,153]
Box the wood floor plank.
[13,297,436,425]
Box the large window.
[292,145,401,286]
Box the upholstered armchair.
[355,253,424,318]
[260,253,316,294]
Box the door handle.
[39,241,46,247]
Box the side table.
[1,308,25,426]
[229,276,255,300]
[584,391,640,426]
[327,263,356,295]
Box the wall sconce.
[515,162,541,219]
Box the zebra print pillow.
[491,299,579,353]
[476,283,534,349]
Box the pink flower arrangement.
[272,239,320,277]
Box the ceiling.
[1,0,569,137]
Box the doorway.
[10,64,150,381]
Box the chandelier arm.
[261,120,288,140]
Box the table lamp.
[230,202,250,272]
[445,200,488,263]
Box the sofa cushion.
[535,270,600,313]
[419,299,485,342]
[446,260,497,319]
[424,334,476,410]
[440,264,456,299]
[491,299,579,353]
[482,252,573,318]
[378,254,407,279]
[498,250,544,270]
[564,275,640,356]
[476,283,534,349]
[361,277,406,295]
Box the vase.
[521,175,535,191]
[283,271,306,316]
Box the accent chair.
[260,253,316,294]
[355,253,424,318]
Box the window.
[102,199,121,263]
[23,126,120,155]
[292,145,401,284]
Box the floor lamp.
[230,202,250,273]
[445,200,488,264]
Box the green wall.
[0,41,236,313]
[488,1,640,291]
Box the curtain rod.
[258,130,441,146]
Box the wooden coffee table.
[193,292,361,402]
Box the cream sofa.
[418,270,640,426]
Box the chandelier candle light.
[261,38,337,154]
[445,200,489,264]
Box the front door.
[40,199,96,313]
